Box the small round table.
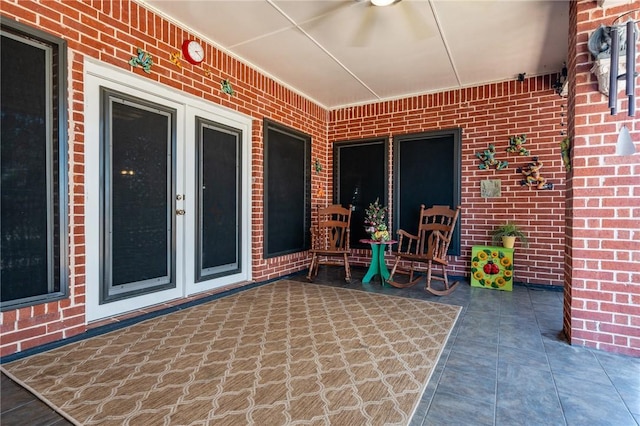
[359,239,397,285]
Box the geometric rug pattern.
[2,280,461,425]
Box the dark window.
[263,119,311,258]
[0,18,68,309]
[393,129,462,255]
[333,138,388,248]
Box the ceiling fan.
[352,0,433,46]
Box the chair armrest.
[397,229,419,241]
[395,229,419,255]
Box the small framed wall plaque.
[480,179,501,198]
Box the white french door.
[85,60,251,322]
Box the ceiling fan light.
[371,0,395,6]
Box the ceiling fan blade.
[301,1,357,32]
[400,1,432,40]
[352,3,377,46]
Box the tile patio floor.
[2,266,639,425]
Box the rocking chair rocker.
[306,204,353,283]
[387,204,461,296]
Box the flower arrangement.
[364,198,390,241]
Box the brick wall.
[2,0,637,358]
[0,0,328,356]
[566,1,640,357]
[329,78,567,285]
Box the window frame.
[0,17,69,311]
[195,118,243,282]
[333,137,389,249]
[393,128,462,256]
[262,118,311,258]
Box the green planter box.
[470,245,514,291]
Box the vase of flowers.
[364,198,390,241]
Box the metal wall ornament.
[476,144,508,170]
[170,51,182,69]
[560,137,572,172]
[128,48,153,73]
[506,134,530,156]
[221,79,235,96]
[517,157,553,190]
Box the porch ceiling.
[142,0,570,109]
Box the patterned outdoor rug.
[2,280,461,425]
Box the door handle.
[176,209,186,215]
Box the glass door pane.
[102,92,175,302]
[196,119,241,280]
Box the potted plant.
[491,222,528,249]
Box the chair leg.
[425,262,459,296]
[343,253,351,283]
[306,254,316,281]
[387,257,421,288]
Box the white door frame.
[84,59,252,322]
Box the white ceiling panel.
[231,27,378,106]
[143,0,570,109]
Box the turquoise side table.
[360,239,397,285]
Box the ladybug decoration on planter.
[483,261,500,275]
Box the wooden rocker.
[387,204,461,296]
[306,204,352,283]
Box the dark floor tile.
[496,364,565,425]
[499,287,531,300]
[499,304,536,318]
[455,316,500,346]
[0,400,72,426]
[416,348,451,415]
[594,350,640,376]
[554,372,637,426]
[1,374,37,413]
[437,364,497,402]
[528,288,563,305]
[451,335,498,358]
[466,296,502,313]
[443,348,497,380]
[464,309,500,325]
[536,319,564,334]
[423,389,494,426]
[499,323,545,353]
[544,340,612,385]
[593,351,640,416]
[539,329,568,346]
[498,345,551,372]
